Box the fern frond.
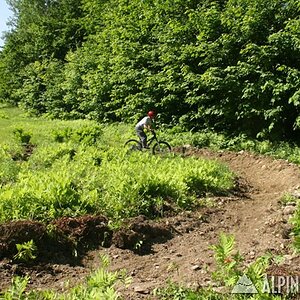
[211,232,235,263]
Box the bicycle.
[124,131,171,155]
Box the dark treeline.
[1,0,300,141]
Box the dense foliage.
[0,106,234,223]
[0,0,300,141]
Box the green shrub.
[52,124,103,145]
[13,128,32,145]
[0,145,234,222]
[14,240,37,263]
[164,128,300,165]
[0,107,235,223]
[0,112,8,119]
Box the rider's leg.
[136,129,147,148]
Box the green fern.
[2,276,29,300]
[210,233,243,287]
[247,253,272,283]
[211,233,235,264]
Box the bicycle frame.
[125,131,171,154]
[146,132,158,146]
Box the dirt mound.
[0,215,112,262]
[0,215,175,262]
[52,215,112,249]
[112,215,173,253]
[0,221,47,258]
[1,149,300,298]
[0,217,100,263]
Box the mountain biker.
[135,111,156,148]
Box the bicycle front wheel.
[124,139,142,152]
[152,141,171,155]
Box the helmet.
[147,111,155,118]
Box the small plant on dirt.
[290,209,300,252]
[210,233,243,288]
[2,255,131,299]
[153,281,197,299]
[1,276,30,300]
[11,127,34,162]
[280,193,300,252]
[210,234,285,299]
[166,261,179,274]
[13,240,37,263]
[68,254,131,299]
[280,193,298,206]
[134,239,144,251]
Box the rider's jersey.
[135,116,152,130]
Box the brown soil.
[1,148,300,299]
[11,142,35,161]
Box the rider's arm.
[144,124,152,131]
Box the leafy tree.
[0,0,300,141]
[0,0,85,105]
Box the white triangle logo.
[232,274,258,294]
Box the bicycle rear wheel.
[152,141,171,155]
[124,139,142,152]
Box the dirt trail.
[1,149,300,298]
[104,149,300,298]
